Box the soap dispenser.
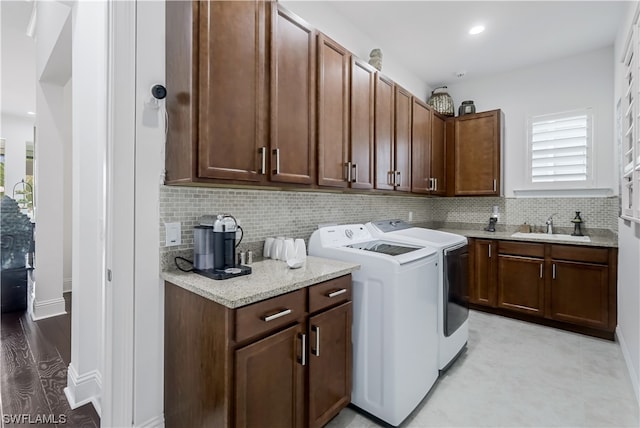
[571,211,584,236]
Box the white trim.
[63,277,72,293]
[513,188,615,198]
[135,414,165,428]
[616,326,640,406]
[30,296,66,321]
[64,363,103,416]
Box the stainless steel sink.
[510,232,591,243]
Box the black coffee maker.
[193,214,251,280]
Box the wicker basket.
[427,86,455,117]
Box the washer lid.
[346,240,422,256]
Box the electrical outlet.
[165,222,181,246]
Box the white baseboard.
[64,363,102,417]
[30,296,66,321]
[616,326,640,406]
[63,277,72,293]
[135,414,165,428]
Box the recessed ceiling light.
[469,25,485,35]
[27,111,36,116]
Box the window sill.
[513,188,615,198]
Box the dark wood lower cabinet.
[548,260,609,329]
[468,238,617,339]
[235,324,305,428]
[165,275,352,428]
[497,255,544,316]
[308,302,352,428]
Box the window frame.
[526,108,595,190]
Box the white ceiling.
[0,1,629,117]
[1,0,36,118]
[322,1,628,87]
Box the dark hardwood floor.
[1,293,100,427]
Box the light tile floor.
[328,310,640,427]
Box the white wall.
[65,0,106,414]
[63,78,72,292]
[133,1,165,425]
[614,0,640,405]
[0,113,33,196]
[445,47,616,198]
[280,0,430,99]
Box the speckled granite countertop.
[162,256,360,309]
[414,223,617,248]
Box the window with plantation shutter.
[529,109,592,185]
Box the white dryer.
[367,220,469,371]
[308,224,439,427]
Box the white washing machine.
[308,224,439,427]
[367,220,469,371]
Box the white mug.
[273,237,285,260]
[284,239,296,262]
[263,237,275,258]
[294,239,306,260]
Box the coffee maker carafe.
[213,214,243,270]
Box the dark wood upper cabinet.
[165,0,269,184]
[453,109,502,195]
[349,58,376,190]
[270,4,316,185]
[374,74,395,190]
[411,98,432,194]
[317,34,350,188]
[430,112,447,195]
[394,86,412,192]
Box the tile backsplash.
[159,185,619,269]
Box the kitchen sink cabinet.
[411,100,447,194]
[469,239,498,307]
[467,238,617,339]
[164,275,353,428]
[450,110,502,196]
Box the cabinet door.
[317,34,350,188]
[308,302,352,428]
[549,260,609,329]
[430,112,447,195]
[271,4,315,185]
[349,58,375,190]
[498,255,545,317]
[471,240,497,307]
[394,86,412,192]
[198,0,268,182]
[374,74,395,190]
[454,110,501,195]
[235,323,305,428]
[411,98,432,194]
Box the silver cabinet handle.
[352,164,357,183]
[262,308,291,322]
[434,178,438,192]
[428,178,434,191]
[259,147,266,175]
[272,148,280,175]
[493,179,497,192]
[488,244,492,258]
[388,171,395,186]
[312,325,320,357]
[552,264,556,280]
[540,263,543,279]
[345,161,352,182]
[328,288,347,298]
[396,171,401,187]
[300,333,306,366]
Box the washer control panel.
[317,224,371,247]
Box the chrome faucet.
[546,213,558,234]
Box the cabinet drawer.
[551,245,608,264]
[309,275,352,314]
[235,288,307,343]
[499,241,544,258]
